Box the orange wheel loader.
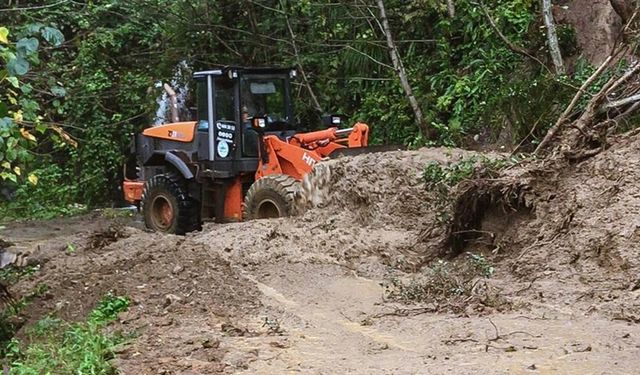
[122,67,369,234]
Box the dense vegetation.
[0,0,613,217]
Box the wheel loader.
[123,67,369,234]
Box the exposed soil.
[555,0,623,66]
[2,141,640,374]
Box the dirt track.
[3,143,640,374]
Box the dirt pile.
[190,148,487,271]
[7,222,263,373]
[438,132,640,319]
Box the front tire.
[141,173,200,234]
[243,174,300,220]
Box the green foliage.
[0,265,45,354]
[0,265,40,285]
[423,155,515,191]
[6,294,130,374]
[88,293,130,325]
[416,0,539,143]
[423,158,477,189]
[422,155,517,225]
[0,164,85,222]
[383,252,495,305]
[0,24,65,188]
[0,0,611,214]
[468,252,495,278]
[28,316,62,337]
[65,243,76,254]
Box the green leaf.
[35,122,47,134]
[0,102,7,117]
[0,117,12,136]
[0,171,17,183]
[16,37,39,54]
[25,23,44,35]
[28,173,38,185]
[5,148,17,162]
[42,27,64,47]
[7,76,19,88]
[20,83,32,94]
[0,27,8,44]
[7,57,29,76]
[6,137,17,149]
[51,86,66,97]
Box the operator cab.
[194,67,297,172]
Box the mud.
[2,140,640,373]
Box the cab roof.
[193,66,295,78]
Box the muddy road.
[2,144,640,374]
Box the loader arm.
[289,122,369,158]
[256,135,322,180]
[255,122,369,181]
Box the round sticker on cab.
[217,141,230,158]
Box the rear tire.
[243,174,299,220]
[141,173,200,234]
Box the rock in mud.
[163,293,182,307]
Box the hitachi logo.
[302,152,316,167]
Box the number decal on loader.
[168,130,186,140]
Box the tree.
[0,25,66,186]
[541,0,565,75]
[374,0,435,140]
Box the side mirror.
[321,114,343,127]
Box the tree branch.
[479,1,550,73]
[534,56,613,155]
[0,0,69,12]
[605,93,640,108]
[282,4,323,113]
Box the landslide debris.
[434,132,640,319]
[4,136,640,372]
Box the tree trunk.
[446,0,455,18]
[375,0,434,140]
[542,0,565,75]
[163,83,179,123]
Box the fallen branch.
[369,306,438,319]
[534,56,613,155]
[602,61,640,97]
[614,100,640,122]
[443,337,479,345]
[511,116,542,156]
[605,92,640,108]
[533,7,640,155]
[514,276,540,294]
